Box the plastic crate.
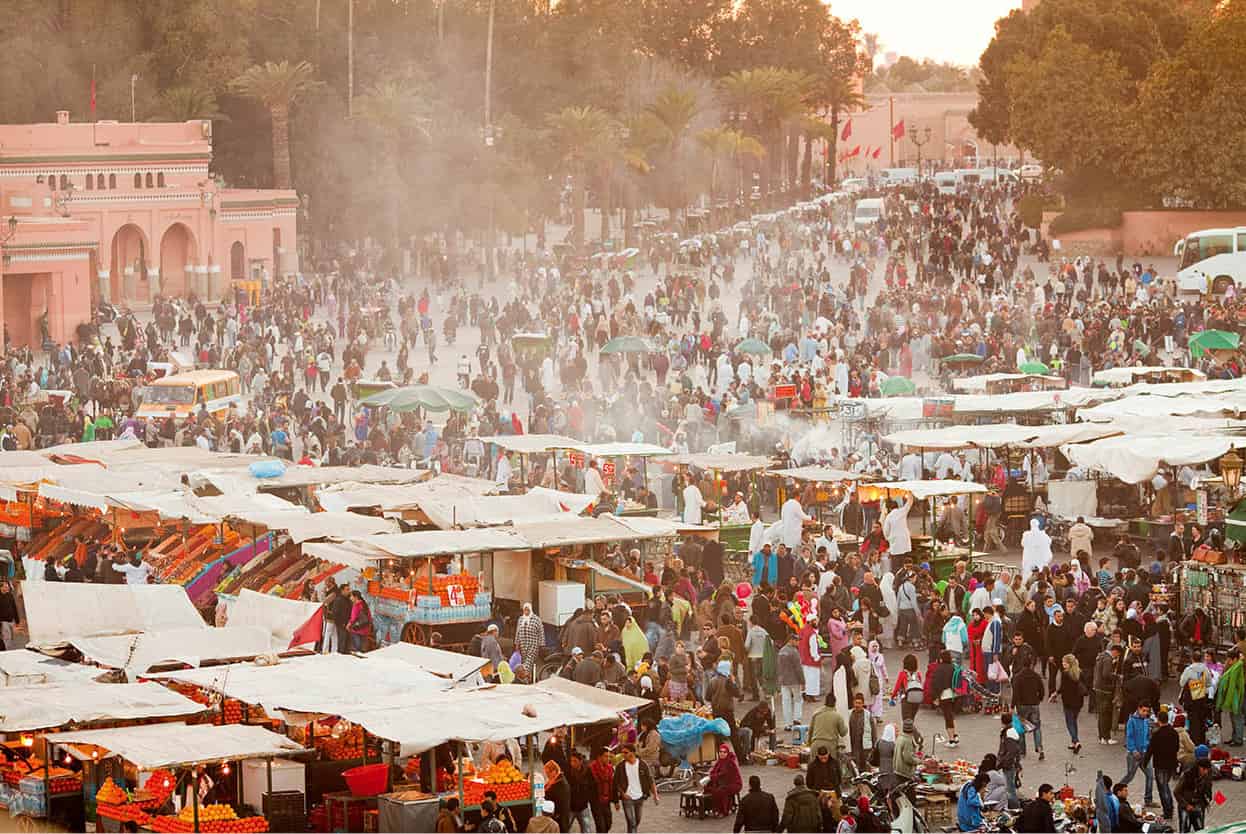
[263,790,306,832]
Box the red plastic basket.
[342,764,388,797]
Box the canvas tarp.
[0,649,106,688]
[225,590,322,650]
[478,434,581,454]
[769,466,863,483]
[23,582,205,646]
[1078,392,1246,422]
[416,491,593,530]
[0,682,203,731]
[226,510,398,543]
[367,642,488,681]
[71,627,276,675]
[531,677,651,712]
[884,423,1121,451]
[1062,434,1246,484]
[147,654,452,718]
[513,516,671,548]
[42,722,306,769]
[557,442,673,458]
[362,528,531,558]
[657,453,772,472]
[870,480,987,499]
[1092,366,1206,386]
[301,540,390,571]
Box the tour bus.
[137,369,243,422]
[853,197,885,231]
[1174,227,1246,295]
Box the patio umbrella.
[942,353,985,366]
[1018,361,1049,374]
[599,335,652,355]
[360,385,479,413]
[1189,329,1240,358]
[735,338,772,356]
[880,376,916,397]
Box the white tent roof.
[1092,366,1206,385]
[769,466,864,483]
[23,583,205,646]
[557,442,673,457]
[883,423,1121,451]
[1078,391,1246,422]
[71,626,276,675]
[951,373,1066,393]
[147,653,452,718]
[870,480,987,499]
[227,510,398,543]
[43,722,306,769]
[412,490,594,530]
[363,528,531,558]
[478,434,581,454]
[316,477,497,513]
[368,642,489,681]
[0,649,107,688]
[657,452,772,472]
[0,682,203,731]
[1062,434,1246,484]
[301,540,390,571]
[225,590,322,650]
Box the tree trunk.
[623,199,635,248]
[270,103,292,189]
[801,133,814,197]
[708,157,719,227]
[599,167,612,245]
[572,170,585,249]
[786,130,798,197]
[829,106,841,184]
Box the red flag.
[872,147,882,159]
[1214,790,1227,806]
[840,119,852,141]
[288,607,324,649]
[892,119,905,140]
[850,145,861,158]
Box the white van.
[878,168,918,187]
[853,198,885,231]
[1175,227,1246,295]
[934,172,958,195]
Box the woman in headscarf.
[621,617,649,671]
[798,618,822,699]
[966,609,989,680]
[941,612,969,667]
[874,723,897,792]
[704,742,743,817]
[825,607,850,674]
[867,640,889,719]
[542,759,571,833]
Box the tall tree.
[645,85,701,218]
[546,105,619,248]
[231,60,321,189]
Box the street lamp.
[1222,449,1243,495]
[1,216,17,244]
[480,124,503,283]
[910,127,932,179]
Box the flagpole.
[889,96,894,167]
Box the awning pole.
[192,768,201,833]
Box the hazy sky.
[830,0,1024,66]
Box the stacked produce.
[465,759,531,805]
[318,726,364,761]
[414,573,479,606]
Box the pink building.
[0,113,298,349]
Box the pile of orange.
[481,760,524,784]
[96,777,128,805]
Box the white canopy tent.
[223,590,322,650]
[70,626,277,676]
[1061,434,1246,484]
[883,423,1122,451]
[769,466,865,482]
[0,649,108,688]
[368,642,488,682]
[657,453,772,472]
[226,510,399,543]
[0,682,203,731]
[868,480,988,499]
[22,583,204,647]
[43,723,306,770]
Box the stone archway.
[230,241,246,282]
[158,223,198,299]
[109,224,149,304]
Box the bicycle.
[655,759,712,794]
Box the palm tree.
[354,80,431,261]
[719,68,811,204]
[861,32,882,72]
[149,86,228,123]
[230,60,321,189]
[695,127,764,223]
[545,106,618,249]
[645,85,699,218]
[798,116,837,196]
[823,75,865,184]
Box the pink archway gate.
[158,223,198,299]
[109,224,149,305]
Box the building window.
[109,174,116,189]
[145,173,154,188]
[134,173,142,189]
[157,172,166,187]
[98,174,106,190]
[48,175,56,190]
[85,174,94,190]
[59,174,69,190]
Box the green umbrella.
[1189,329,1240,358]
[599,335,652,355]
[735,338,772,356]
[880,376,916,397]
[942,353,985,365]
[360,384,479,413]
[1018,361,1049,374]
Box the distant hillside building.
[0,112,297,350]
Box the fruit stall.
[40,722,307,833]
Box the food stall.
[768,466,869,551]
[548,441,674,516]
[657,452,773,553]
[43,722,306,833]
[860,480,987,578]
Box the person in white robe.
[682,482,705,525]
[882,496,914,559]
[583,460,607,497]
[1020,519,1053,578]
[780,492,812,549]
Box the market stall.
[768,466,869,550]
[657,452,773,552]
[860,480,987,578]
[43,722,307,833]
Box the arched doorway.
[230,241,245,282]
[159,223,198,299]
[109,224,148,304]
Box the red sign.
[773,384,797,400]
[601,460,616,482]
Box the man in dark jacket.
[1143,709,1179,821]
[1011,660,1046,759]
[734,774,779,833]
[1113,783,1144,833]
[1072,621,1104,710]
[565,751,596,833]
[0,581,19,651]
[1174,754,1213,832]
[563,609,598,655]
[777,775,821,833]
[1015,784,1056,833]
[330,584,353,654]
[572,650,605,687]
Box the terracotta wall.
[1042,210,1246,258]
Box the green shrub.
[1016,194,1055,228]
[1048,206,1122,236]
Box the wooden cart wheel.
[401,623,427,645]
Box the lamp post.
[1222,449,1243,497]
[910,127,932,179]
[1,216,16,244]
